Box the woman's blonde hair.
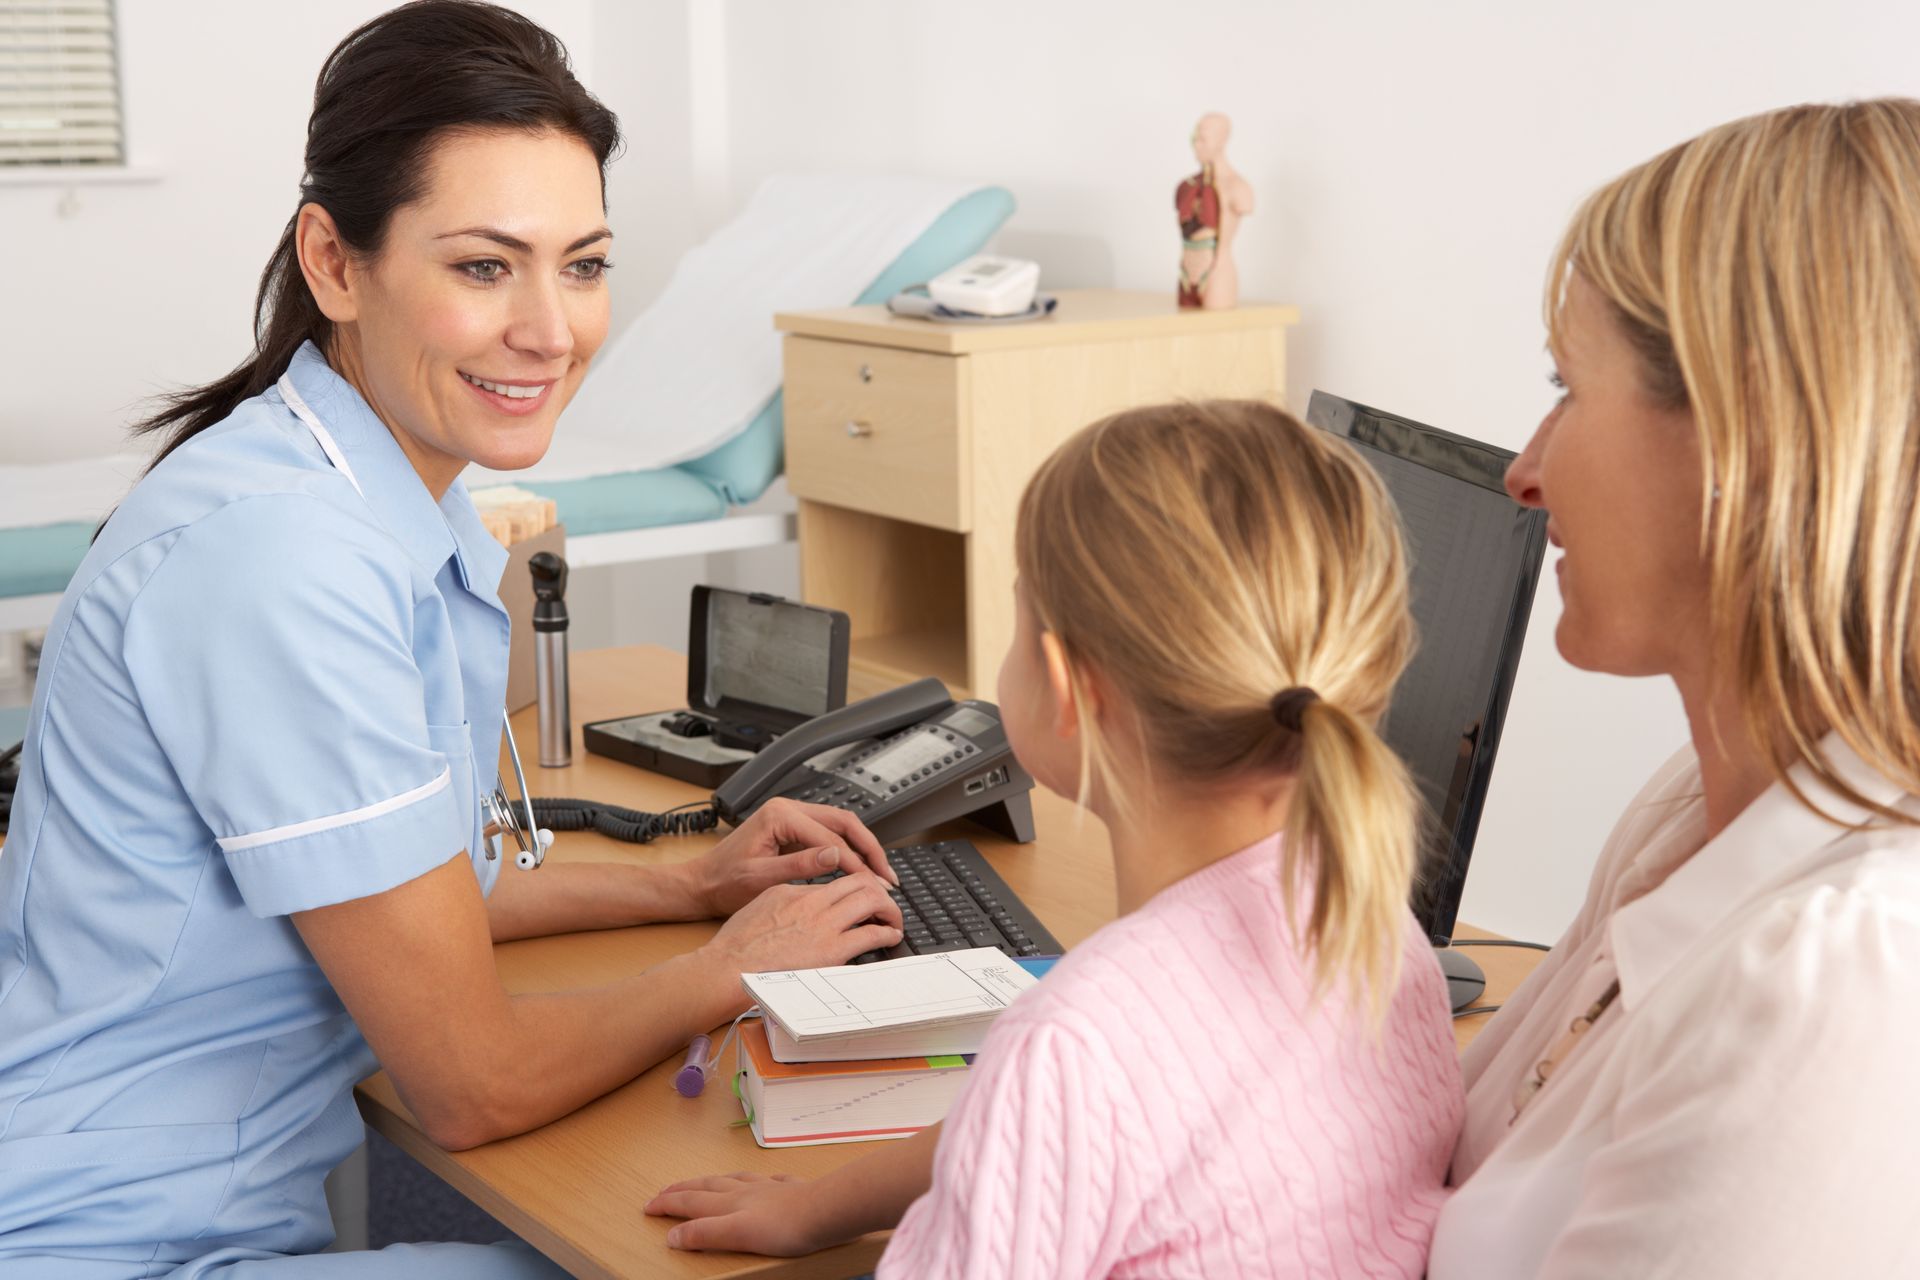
[1553,99,1920,820]
[1015,400,1420,1009]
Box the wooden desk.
[355,645,1542,1279]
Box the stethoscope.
[278,371,554,871]
[490,714,554,870]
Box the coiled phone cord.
[529,797,720,845]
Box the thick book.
[735,1018,972,1148]
[766,1017,991,1064]
[740,947,1038,1050]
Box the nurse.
[0,3,901,1277]
[1429,99,1920,1275]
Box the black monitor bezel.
[1305,391,1548,942]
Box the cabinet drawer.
[782,336,969,531]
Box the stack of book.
[734,947,1050,1147]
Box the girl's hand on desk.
[701,872,903,976]
[645,1171,833,1256]
[651,1123,938,1257]
[692,798,897,916]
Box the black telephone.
[712,677,1036,846]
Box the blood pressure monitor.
[926,255,1041,317]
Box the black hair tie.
[1269,687,1321,732]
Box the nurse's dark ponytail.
[132,1,620,471]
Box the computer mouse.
[1436,946,1488,1013]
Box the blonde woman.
[1431,99,1920,1277]
[647,402,1465,1277]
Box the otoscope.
[530,551,572,768]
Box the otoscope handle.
[530,553,572,767]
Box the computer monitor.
[1305,392,1547,959]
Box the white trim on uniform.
[276,372,366,499]
[216,767,451,853]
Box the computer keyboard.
[799,838,1064,964]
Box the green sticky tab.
[924,1055,966,1068]
[728,1069,754,1128]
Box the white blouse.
[1430,739,1920,1279]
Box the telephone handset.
[713,677,1037,846]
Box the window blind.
[0,1,124,168]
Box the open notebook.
[741,947,1039,1053]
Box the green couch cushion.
[1,521,96,599]
[0,472,726,604]
[515,467,725,537]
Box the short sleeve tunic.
[0,342,513,1277]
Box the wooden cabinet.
[776,289,1297,699]
[783,338,968,530]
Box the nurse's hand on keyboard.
[687,796,897,916]
[700,867,904,976]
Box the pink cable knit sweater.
[878,834,1463,1279]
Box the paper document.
[743,948,1038,1044]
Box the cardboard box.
[498,524,567,713]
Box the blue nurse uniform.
[0,343,566,1277]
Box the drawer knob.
[858,364,874,383]
[845,420,873,439]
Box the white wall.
[706,0,1920,941]
[0,0,593,464]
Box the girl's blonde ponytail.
[1282,692,1421,1014]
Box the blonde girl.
[1431,99,1920,1277]
[649,400,1464,1278]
